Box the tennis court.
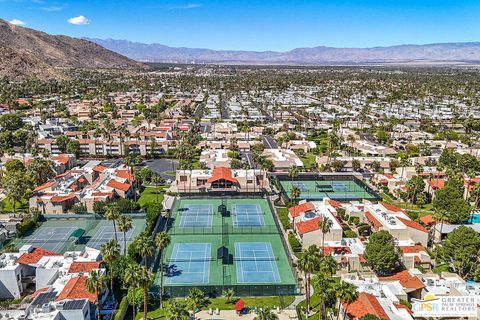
[20,226,77,252]
[179,204,213,227]
[280,177,380,202]
[165,243,211,284]
[13,214,147,254]
[232,203,265,227]
[86,225,136,250]
[158,197,297,297]
[235,242,281,283]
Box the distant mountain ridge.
[89,38,480,65]
[0,19,143,80]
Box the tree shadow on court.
[164,264,182,277]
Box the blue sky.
[1,0,480,51]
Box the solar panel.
[31,291,57,307]
[63,299,87,310]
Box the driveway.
[262,135,278,149]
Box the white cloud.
[41,5,66,12]
[8,19,26,26]
[67,15,89,25]
[170,3,201,10]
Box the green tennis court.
[280,179,379,201]
[13,214,146,253]
[157,197,297,297]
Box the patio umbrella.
[235,299,245,312]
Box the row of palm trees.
[297,245,358,319]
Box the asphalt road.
[144,159,178,180]
[262,135,278,149]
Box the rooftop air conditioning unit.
[42,303,51,313]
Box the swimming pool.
[469,214,480,224]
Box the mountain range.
[90,38,480,65]
[0,19,142,80]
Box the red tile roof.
[399,244,427,254]
[365,211,383,228]
[116,169,135,182]
[52,154,70,165]
[379,270,425,290]
[32,287,49,298]
[51,193,76,203]
[296,217,321,235]
[380,202,402,212]
[384,173,394,179]
[17,247,61,265]
[68,261,103,273]
[427,179,445,189]
[288,202,315,218]
[394,303,413,315]
[33,181,55,192]
[207,167,238,184]
[57,276,97,303]
[397,217,429,233]
[93,165,107,173]
[419,214,436,225]
[344,292,390,320]
[323,246,352,255]
[328,200,343,208]
[107,179,131,192]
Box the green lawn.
[380,193,434,215]
[0,199,29,213]
[433,264,450,274]
[276,207,291,229]
[301,153,317,170]
[296,277,340,320]
[135,296,295,320]
[137,187,165,207]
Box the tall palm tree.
[312,272,335,320]
[336,281,359,320]
[124,263,142,320]
[138,265,153,320]
[254,307,279,320]
[288,165,299,183]
[319,254,338,276]
[85,270,107,320]
[105,204,120,242]
[117,215,133,255]
[319,218,333,256]
[187,288,205,313]
[155,231,171,308]
[151,173,161,203]
[290,185,301,205]
[297,245,321,314]
[136,234,154,266]
[100,239,120,294]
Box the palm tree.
[319,254,338,276]
[124,263,142,319]
[336,281,359,320]
[136,234,154,266]
[138,265,153,320]
[254,307,279,320]
[187,288,205,313]
[297,245,321,314]
[85,270,107,320]
[290,185,301,205]
[222,288,235,303]
[166,299,190,320]
[155,231,171,308]
[105,204,120,242]
[311,272,335,320]
[100,239,120,294]
[117,215,133,255]
[151,173,161,203]
[469,184,480,223]
[319,218,333,256]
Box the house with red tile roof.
[340,292,413,320]
[379,270,425,299]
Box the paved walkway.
[195,309,298,320]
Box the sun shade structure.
[235,299,245,312]
[217,246,228,260]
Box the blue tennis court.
[235,242,281,283]
[292,181,309,192]
[332,182,348,191]
[86,225,135,251]
[232,204,265,226]
[179,204,213,227]
[165,243,211,284]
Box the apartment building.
[262,149,304,170]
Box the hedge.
[288,232,302,253]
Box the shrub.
[343,230,357,238]
[348,216,360,225]
[288,232,302,253]
[114,296,128,320]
